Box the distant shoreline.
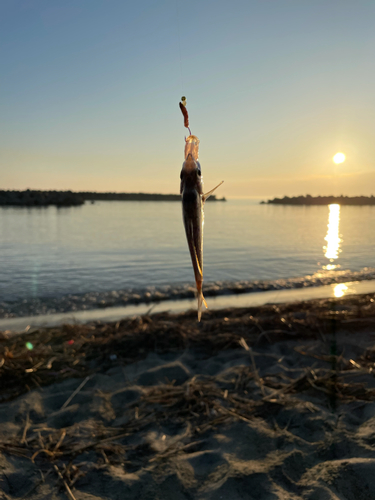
[261,195,375,206]
[0,190,226,207]
[77,191,226,202]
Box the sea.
[0,199,374,320]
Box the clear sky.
[1,0,374,198]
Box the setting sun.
[333,152,346,164]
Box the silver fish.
[180,135,223,321]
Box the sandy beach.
[1,293,375,499]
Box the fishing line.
[175,0,184,94]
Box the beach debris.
[54,464,78,500]
[61,375,92,410]
[239,337,265,396]
[0,292,375,497]
[21,412,30,444]
[179,98,223,321]
[0,294,374,403]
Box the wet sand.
[1,293,375,499]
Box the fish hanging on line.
[179,97,223,321]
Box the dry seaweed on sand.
[1,293,375,403]
[1,292,375,400]
[1,293,375,496]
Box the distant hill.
[261,195,375,206]
[0,190,226,206]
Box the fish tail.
[196,281,208,322]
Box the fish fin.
[202,294,208,308]
[202,181,224,203]
[197,290,208,322]
[194,249,203,278]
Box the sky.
[1,0,375,198]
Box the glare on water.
[322,205,352,299]
[334,283,348,298]
[323,204,341,269]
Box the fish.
[180,134,223,321]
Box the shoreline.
[263,194,375,205]
[0,189,226,206]
[1,267,375,322]
[2,277,375,334]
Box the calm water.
[0,200,374,302]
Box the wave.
[1,267,375,319]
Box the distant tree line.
[261,195,375,206]
[76,191,225,202]
[0,190,226,207]
[0,190,84,206]
[78,191,182,201]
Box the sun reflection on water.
[323,204,341,270]
[334,283,348,298]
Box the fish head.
[180,154,202,193]
[184,135,200,161]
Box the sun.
[333,152,346,164]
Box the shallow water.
[3,279,375,334]
[0,199,374,314]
